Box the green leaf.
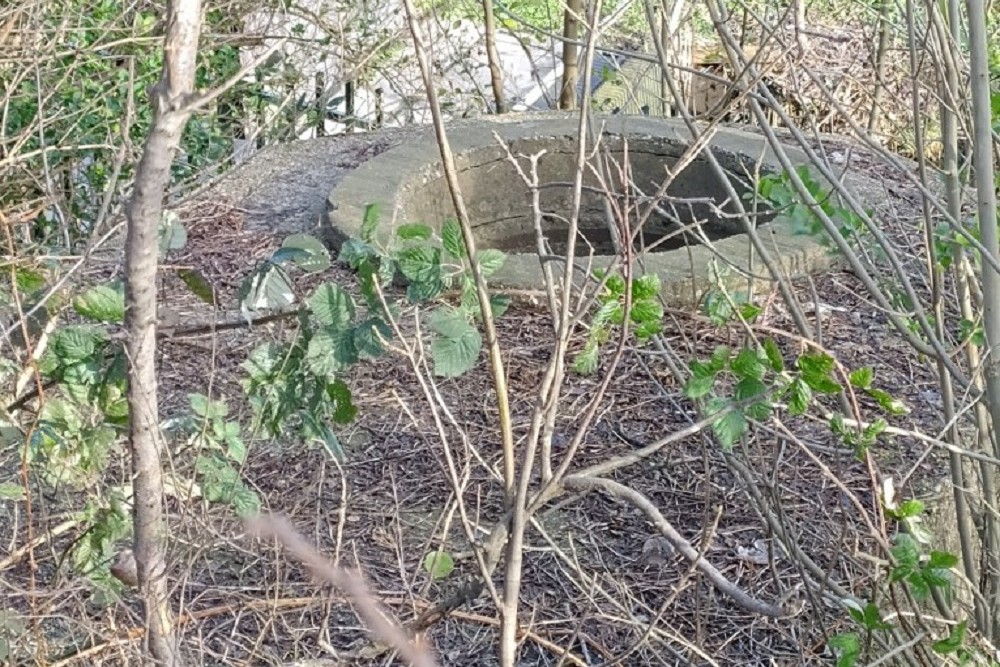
[308,283,356,329]
[786,377,811,415]
[732,347,765,380]
[361,203,380,242]
[240,262,295,312]
[712,408,747,449]
[689,359,717,380]
[629,299,663,327]
[338,239,378,269]
[398,246,441,283]
[605,274,626,296]
[279,234,331,272]
[797,353,840,393]
[762,339,784,372]
[14,266,47,294]
[574,340,599,374]
[242,343,285,383]
[489,293,511,319]
[428,308,481,378]
[734,378,768,402]
[848,367,874,389]
[441,219,465,258]
[406,275,444,302]
[893,499,925,519]
[306,327,357,376]
[0,482,26,501]
[396,223,433,241]
[932,621,967,655]
[232,488,261,519]
[684,375,714,399]
[476,249,506,277]
[710,345,731,370]
[828,632,860,667]
[867,388,909,415]
[52,326,106,364]
[891,533,919,577]
[178,269,217,305]
[310,419,346,462]
[326,379,358,424]
[352,318,391,359]
[928,550,958,569]
[631,274,661,300]
[226,433,247,465]
[422,551,455,580]
[73,283,125,323]
[739,303,762,322]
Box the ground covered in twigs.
[2,147,955,667]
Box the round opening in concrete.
[325,114,842,304]
[398,135,774,257]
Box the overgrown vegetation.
[2,0,1000,664]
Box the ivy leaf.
[396,223,432,241]
[278,234,331,272]
[441,219,465,258]
[360,203,380,242]
[476,249,506,277]
[308,283,355,329]
[428,308,481,378]
[74,283,125,323]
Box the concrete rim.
[324,113,853,305]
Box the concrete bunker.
[325,114,832,304]
[400,135,775,256]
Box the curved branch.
[563,474,789,619]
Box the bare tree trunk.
[559,0,582,110]
[481,0,505,113]
[867,0,891,134]
[124,1,202,664]
[967,0,1000,641]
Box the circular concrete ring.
[325,114,842,305]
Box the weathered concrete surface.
[325,113,850,304]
